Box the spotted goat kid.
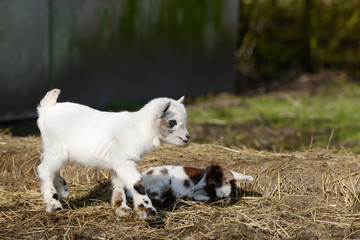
[141,165,254,205]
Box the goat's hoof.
[136,204,157,220]
[58,190,70,200]
[115,206,132,217]
[46,201,63,213]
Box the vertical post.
[303,0,318,72]
[48,0,54,89]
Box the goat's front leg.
[111,172,131,217]
[115,160,156,220]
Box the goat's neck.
[130,110,160,155]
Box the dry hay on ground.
[1,133,360,239]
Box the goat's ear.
[177,96,185,104]
[192,176,206,192]
[230,171,254,182]
[157,101,171,119]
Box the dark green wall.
[0,0,239,121]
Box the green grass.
[4,81,357,152]
[187,81,360,152]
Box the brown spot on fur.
[122,207,130,213]
[146,170,154,175]
[184,179,190,188]
[160,168,168,175]
[184,167,205,184]
[160,120,170,128]
[137,204,146,212]
[137,204,156,218]
[118,207,131,215]
[221,166,234,182]
[148,192,159,198]
[114,199,123,208]
[151,199,164,206]
[159,120,174,137]
[112,191,123,208]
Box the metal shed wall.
[0,0,239,121]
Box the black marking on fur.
[61,178,69,191]
[150,208,156,217]
[184,179,190,188]
[230,180,237,197]
[164,102,171,114]
[137,204,156,218]
[160,120,175,137]
[205,165,224,188]
[144,200,149,204]
[52,193,59,200]
[148,192,159,198]
[134,179,146,195]
[135,185,146,195]
[167,129,175,134]
[155,189,176,208]
[61,178,67,186]
[205,165,224,198]
[160,102,171,118]
[168,120,177,128]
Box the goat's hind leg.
[54,171,69,200]
[37,152,66,212]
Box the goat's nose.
[182,134,190,143]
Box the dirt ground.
[1,132,360,239]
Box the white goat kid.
[36,89,189,219]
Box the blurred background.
[0,0,238,120]
[1,0,360,152]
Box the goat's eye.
[224,181,229,185]
[168,120,177,128]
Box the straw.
[1,133,360,239]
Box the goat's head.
[193,165,253,199]
[152,97,189,146]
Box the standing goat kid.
[36,89,189,219]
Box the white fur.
[142,165,253,203]
[36,89,189,219]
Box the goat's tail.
[37,89,61,116]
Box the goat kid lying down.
[37,89,189,219]
[139,165,253,206]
